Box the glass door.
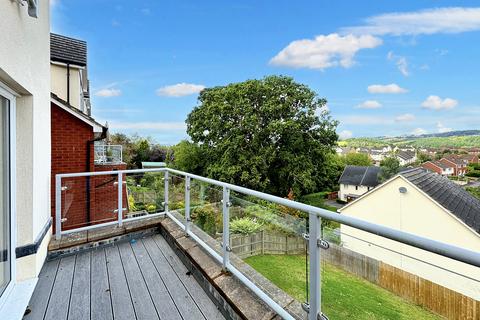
[0,94,10,298]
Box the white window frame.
[0,83,17,309]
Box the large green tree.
[379,156,400,182]
[186,75,338,196]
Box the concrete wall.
[339,176,480,300]
[0,0,51,281]
[51,64,83,110]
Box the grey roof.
[51,33,87,66]
[432,161,451,170]
[401,168,480,234]
[397,150,416,160]
[339,165,381,187]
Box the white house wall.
[339,184,370,201]
[340,176,480,300]
[0,0,51,280]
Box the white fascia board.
[51,97,104,133]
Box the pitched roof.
[397,150,416,160]
[339,165,381,187]
[50,33,87,66]
[431,160,452,170]
[400,168,480,234]
[51,93,105,133]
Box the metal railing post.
[164,171,169,213]
[222,186,231,270]
[117,172,123,227]
[185,176,191,234]
[308,212,322,320]
[55,175,62,240]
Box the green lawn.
[244,254,441,320]
[299,192,338,212]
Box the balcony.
[94,145,123,165]
[27,168,480,320]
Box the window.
[0,94,10,298]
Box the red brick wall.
[51,103,128,232]
[439,158,459,176]
[421,162,442,175]
[91,164,128,224]
[51,103,94,231]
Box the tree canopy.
[379,156,400,182]
[185,75,338,196]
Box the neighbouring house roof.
[51,93,105,133]
[430,160,452,170]
[50,33,87,66]
[397,150,416,161]
[339,165,381,187]
[400,168,480,234]
[444,155,470,165]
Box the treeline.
[343,135,480,148]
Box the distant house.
[371,145,392,153]
[396,150,417,166]
[440,156,468,176]
[338,166,381,202]
[455,153,479,164]
[422,160,454,176]
[339,168,480,300]
[335,146,354,156]
[394,145,415,153]
[50,33,127,232]
[369,151,387,166]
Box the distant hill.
[341,130,480,148]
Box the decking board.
[24,234,225,320]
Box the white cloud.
[338,130,353,140]
[269,33,382,70]
[109,121,187,131]
[156,83,205,97]
[436,122,452,133]
[95,88,122,97]
[356,100,382,109]
[395,113,415,122]
[342,7,480,36]
[367,83,408,94]
[387,51,409,76]
[396,57,409,76]
[340,115,392,125]
[421,95,458,110]
[412,128,427,136]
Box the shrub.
[192,205,218,236]
[466,170,480,178]
[146,204,156,212]
[230,217,263,235]
[128,195,138,212]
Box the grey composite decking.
[24,234,226,320]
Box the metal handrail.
[55,167,480,320]
[94,144,123,164]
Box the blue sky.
[51,1,480,144]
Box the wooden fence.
[229,231,305,259]
[229,232,479,319]
[323,243,480,320]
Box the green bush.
[170,201,185,210]
[230,217,263,235]
[466,170,480,177]
[146,204,156,212]
[192,205,218,236]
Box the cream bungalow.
[339,168,480,300]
